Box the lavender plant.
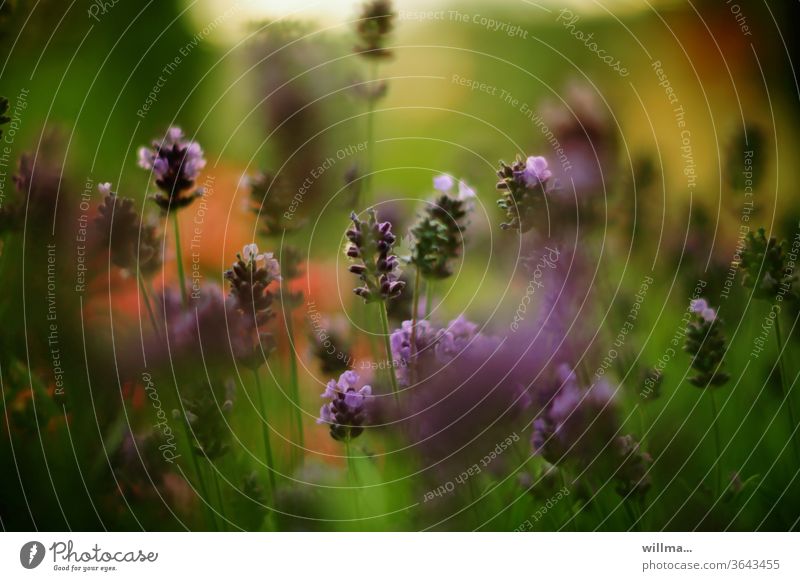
[173,379,236,530]
[353,0,396,202]
[346,210,405,398]
[225,243,281,494]
[93,183,162,335]
[138,127,206,306]
[496,155,553,232]
[318,370,372,443]
[683,298,729,495]
[245,171,306,449]
[740,228,800,464]
[245,170,304,236]
[406,176,475,378]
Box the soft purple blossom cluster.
[531,364,618,465]
[138,127,206,210]
[318,370,372,441]
[690,298,717,322]
[390,315,496,386]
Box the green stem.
[345,439,360,521]
[180,419,217,531]
[623,500,640,531]
[137,270,160,338]
[708,389,722,497]
[425,279,434,318]
[774,317,800,465]
[211,465,228,532]
[378,301,400,402]
[253,369,278,496]
[285,312,305,451]
[171,211,188,307]
[363,61,379,204]
[560,470,577,532]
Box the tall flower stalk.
[740,227,800,464]
[407,175,474,377]
[93,182,162,337]
[225,244,281,495]
[173,379,236,531]
[318,370,372,516]
[138,127,206,306]
[246,172,306,453]
[278,246,306,452]
[353,0,395,203]
[345,210,405,399]
[683,298,730,496]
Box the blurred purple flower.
[522,156,552,186]
[433,174,455,192]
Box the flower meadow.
[1,0,800,534]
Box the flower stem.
[425,279,434,317]
[211,466,228,532]
[285,312,305,451]
[345,439,361,520]
[774,317,800,465]
[180,419,217,531]
[378,301,400,402]
[136,270,160,338]
[171,210,188,307]
[363,61,379,204]
[708,389,722,497]
[253,368,278,496]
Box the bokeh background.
[1,0,800,531]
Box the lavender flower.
[390,319,439,386]
[155,284,271,368]
[531,365,619,468]
[318,370,372,441]
[277,245,304,309]
[400,330,535,484]
[684,298,730,388]
[245,170,304,235]
[225,243,281,327]
[113,430,169,500]
[345,210,405,302]
[227,246,281,369]
[354,0,395,59]
[433,174,454,192]
[614,434,652,498]
[343,164,363,207]
[409,177,474,280]
[539,82,616,194]
[2,145,63,232]
[390,315,497,387]
[174,379,236,460]
[522,156,552,186]
[739,227,798,300]
[434,315,482,362]
[496,155,553,232]
[138,127,205,211]
[93,183,161,275]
